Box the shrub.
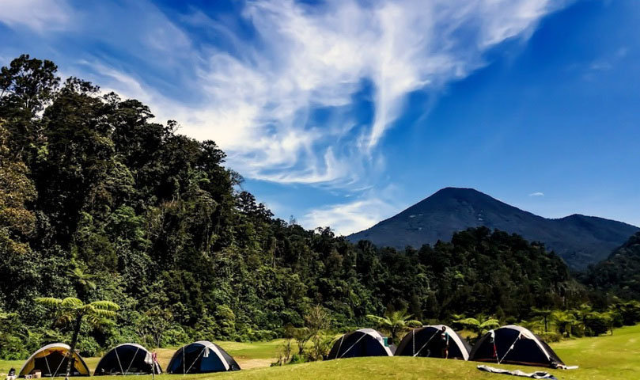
[537,332,562,343]
[76,336,101,357]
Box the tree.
[479,318,500,333]
[0,121,36,256]
[35,297,119,380]
[136,307,172,348]
[551,310,576,337]
[367,310,421,344]
[67,266,97,301]
[531,308,553,332]
[0,54,59,117]
[454,317,498,338]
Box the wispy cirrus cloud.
[0,0,568,233]
[188,0,565,185]
[529,192,545,197]
[0,0,71,32]
[2,0,564,189]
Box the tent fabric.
[94,343,162,375]
[19,343,90,377]
[166,341,240,374]
[477,365,558,379]
[395,325,471,360]
[327,329,393,360]
[469,326,565,368]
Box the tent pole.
[498,333,521,364]
[412,330,415,356]
[52,353,66,378]
[44,354,52,376]
[125,347,140,375]
[185,347,206,374]
[414,331,438,357]
[334,336,344,359]
[340,333,368,358]
[114,347,124,375]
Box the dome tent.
[94,343,162,375]
[327,329,393,359]
[166,341,240,374]
[470,325,565,368]
[395,325,471,360]
[19,343,90,377]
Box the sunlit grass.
[2,325,639,379]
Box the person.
[7,367,16,380]
[439,326,450,359]
[488,330,497,360]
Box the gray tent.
[470,325,565,368]
[395,325,471,360]
[94,343,162,375]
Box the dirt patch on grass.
[235,358,273,370]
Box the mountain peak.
[431,187,486,197]
[348,188,639,269]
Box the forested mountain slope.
[583,232,640,301]
[348,187,638,269]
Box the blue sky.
[2,0,639,234]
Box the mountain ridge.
[347,187,639,269]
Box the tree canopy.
[0,54,636,359]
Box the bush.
[537,332,562,343]
[76,336,101,357]
[584,313,611,336]
[289,353,307,364]
[162,326,190,347]
[250,329,277,341]
[0,334,29,360]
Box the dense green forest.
[0,55,637,360]
[582,232,640,302]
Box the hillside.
[205,324,640,380]
[348,187,638,269]
[584,232,640,300]
[205,324,640,379]
[3,324,638,380]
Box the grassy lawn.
[2,325,639,379]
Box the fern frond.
[90,301,120,311]
[35,297,63,308]
[61,297,83,309]
[479,319,500,329]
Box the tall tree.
[0,121,36,256]
[35,297,119,380]
[367,310,421,344]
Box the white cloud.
[529,192,545,197]
[588,46,629,72]
[0,0,71,32]
[177,0,563,183]
[1,0,565,191]
[301,196,398,236]
[301,184,403,235]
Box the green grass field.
[2,325,639,379]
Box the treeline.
[0,55,636,360]
[581,232,640,303]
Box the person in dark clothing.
[440,326,450,359]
